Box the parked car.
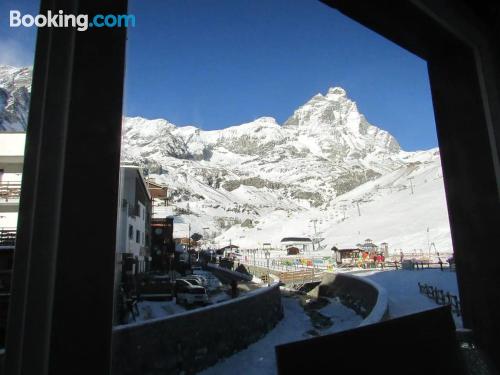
[182,274,208,287]
[174,279,209,305]
[137,274,173,301]
[180,277,202,286]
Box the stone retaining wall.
[308,273,388,326]
[112,284,283,375]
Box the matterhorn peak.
[325,87,347,99]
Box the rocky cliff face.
[0,66,32,131]
[121,85,410,215]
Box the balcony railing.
[0,181,22,202]
[0,228,16,247]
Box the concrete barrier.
[112,284,282,375]
[308,273,388,327]
[206,263,253,283]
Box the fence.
[243,262,323,287]
[418,282,461,316]
[240,258,330,273]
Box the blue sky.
[0,0,437,151]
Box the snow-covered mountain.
[122,88,452,252]
[0,65,452,252]
[0,66,31,131]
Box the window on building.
[136,230,140,243]
[128,224,133,239]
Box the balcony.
[0,228,16,248]
[0,181,21,205]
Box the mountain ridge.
[0,65,452,251]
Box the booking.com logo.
[9,10,135,32]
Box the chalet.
[280,237,313,252]
[331,247,363,265]
[146,178,168,205]
[220,244,239,257]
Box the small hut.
[220,244,239,257]
[280,237,313,252]
[331,247,362,265]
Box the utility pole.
[408,177,415,195]
[341,205,347,220]
[427,227,430,259]
[354,199,362,216]
[312,219,318,235]
[311,219,318,252]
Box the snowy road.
[200,294,361,375]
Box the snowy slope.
[213,148,451,252]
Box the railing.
[242,261,324,287]
[0,182,22,202]
[0,228,16,247]
[418,282,461,316]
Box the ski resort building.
[280,237,313,252]
[0,133,24,233]
[359,238,379,253]
[0,132,24,346]
[116,165,152,269]
[331,247,362,265]
[146,178,169,206]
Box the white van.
[175,279,209,305]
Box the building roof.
[120,164,151,200]
[280,237,312,243]
[221,244,239,250]
[146,179,168,199]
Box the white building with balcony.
[0,133,25,231]
[116,165,152,271]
